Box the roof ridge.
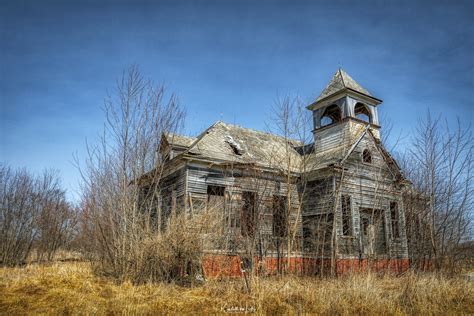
[339,68,346,87]
[167,132,196,139]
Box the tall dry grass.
[1,262,473,315]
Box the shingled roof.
[315,68,373,103]
[181,121,304,172]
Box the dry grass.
[1,262,473,315]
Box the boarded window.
[363,149,372,163]
[241,191,257,237]
[390,202,400,238]
[272,195,288,237]
[341,195,352,236]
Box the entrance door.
[359,209,387,256]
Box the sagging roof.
[315,68,374,103]
[178,121,304,172]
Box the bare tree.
[77,65,186,282]
[34,170,77,262]
[0,165,74,266]
[402,112,473,272]
[269,95,313,274]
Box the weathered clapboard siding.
[332,129,408,259]
[184,161,303,253]
[313,121,351,154]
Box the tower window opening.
[320,104,341,127]
[354,103,371,123]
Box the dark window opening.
[341,195,352,236]
[361,217,369,235]
[207,185,225,199]
[241,191,257,237]
[272,195,288,237]
[354,103,372,123]
[320,104,342,127]
[363,149,372,163]
[390,202,400,238]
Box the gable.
[344,130,405,183]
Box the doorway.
[359,209,387,256]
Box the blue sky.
[1,0,473,202]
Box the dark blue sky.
[1,0,473,201]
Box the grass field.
[1,262,473,315]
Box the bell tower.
[307,69,383,152]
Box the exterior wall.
[185,161,303,257]
[334,127,409,260]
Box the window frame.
[390,201,400,239]
[241,191,257,237]
[341,195,352,236]
[272,195,288,238]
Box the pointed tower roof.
[315,68,375,103]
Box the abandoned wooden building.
[140,69,410,276]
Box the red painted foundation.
[202,254,409,277]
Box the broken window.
[190,196,206,214]
[390,202,400,238]
[320,104,342,127]
[241,191,257,237]
[207,185,225,211]
[341,195,352,236]
[272,195,288,238]
[354,103,371,123]
[362,149,372,164]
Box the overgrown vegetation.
[0,166,76,266]
[1,262,472,315]
[76,66,186,283]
